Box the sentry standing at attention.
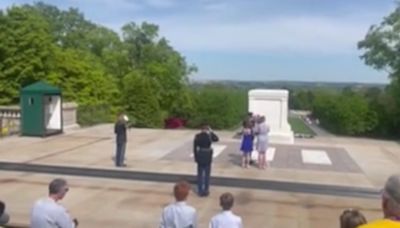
[193,124,219,197]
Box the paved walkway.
[308,122,334,137]
[0,124,399,227]
[0,171,382,228]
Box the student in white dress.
[209,192,243,228]
[160,181,197,228]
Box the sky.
[0,0,397,83]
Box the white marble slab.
[301,149,332,165]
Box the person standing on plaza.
[114,113,128,167]
[255,116,270,169]
[249,114,259,165]
[193,124,219,197]
[240,122,253,168]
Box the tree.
[188,85,247,129]
[30,3,95,50]
[121,21,196,118]
[291,90,314,110]
[0,2,201,129]
[48,48,118,106]
[312,91,378,135]
[358,6,400,78]
[122,71,164,128]
[358,4,400,137]
[0,6,54,104]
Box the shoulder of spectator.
[189,205,197,214]
[0,202,4,217]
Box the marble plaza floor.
[0,124,400,227]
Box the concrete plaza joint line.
[0,161,380,199]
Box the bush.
[312,91,378,135]
[77,104,115,126]
[122,71,164,128]
[187,85,247,129]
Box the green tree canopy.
[358,4,400,137]
[0,6,55,104]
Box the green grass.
[289,117,316,136]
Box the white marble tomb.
[248,89,294,144]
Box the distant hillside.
[190,80,386,91]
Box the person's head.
[340,209,367,228]
[220,192,235,211]
[257,116,265,123]
[173,180,191,202]
[117,113,128,123]
[117,113,124,122]
[381,174,400,218]
[201,124,210,133]
[48,178,69,201]
[244,121,251,129]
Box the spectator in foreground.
[0,200,10,226]
[340,208,367,228]
[359,174,400,228]
[209,192,243,228]
[160,180,197,228]
[30,178,78,228]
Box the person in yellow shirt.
[359,174,400,228]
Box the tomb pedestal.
[248,89,294,144]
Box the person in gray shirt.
[30,178,78,228]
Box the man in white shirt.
[160,180,197,228]
[30,178,78,228]
[209,192,243,228]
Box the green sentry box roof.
[21,81,61,94]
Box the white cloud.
[142,0,177,8]
[152,15,371,55]
[203,2,229,12]
[3,0,384,56]
[71,0,143,11]
[110,0,392,55]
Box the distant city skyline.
[0,0,396,83]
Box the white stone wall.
[0,102,78,136]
